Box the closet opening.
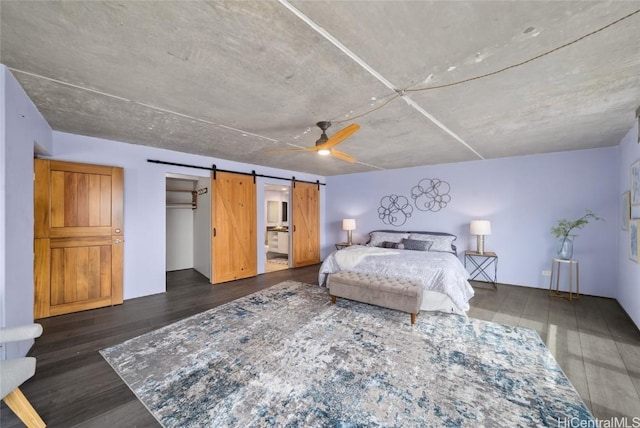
[166,173,211,289]
[265,184,290,272]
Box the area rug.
[100,281,594,427]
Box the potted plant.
[551,210,602,260]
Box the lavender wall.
[49,131,325,300]
[327,148,617,298]
[617,123,640,328]
[2,66,52,358]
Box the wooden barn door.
[34,159,124,318]
[211,171,257,283]
[291,181,320,268]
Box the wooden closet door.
[211,171,257,283]
[34,159,124,318]
[291,181,320,268]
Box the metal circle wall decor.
[411,178,451,212]
[378,194,413,226]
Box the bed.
[319,230,474,315]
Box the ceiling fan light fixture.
[264,121,358,162]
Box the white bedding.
[319,245,474,314]
[333,246,400,270]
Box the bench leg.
[3,388,46,428]
[331,295,336,304]
[411,313,417,326]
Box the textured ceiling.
[1,1,639,176]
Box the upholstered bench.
[328,271,423,325]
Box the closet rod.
[147,159,326,186]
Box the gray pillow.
[400,238,432,251]
[368,231,409,247]
[408,233,455,252]
[379,241,402,249]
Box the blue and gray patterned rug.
[100,281,594,427]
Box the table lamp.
[470,220,491,255]
[342,219,356,245]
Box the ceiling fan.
[268,121,360,163]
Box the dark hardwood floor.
[2,267,639,426]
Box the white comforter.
[319,246,474,313]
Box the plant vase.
[557,237,573,260]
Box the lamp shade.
[342,219,356,231]
[470,220,491,235]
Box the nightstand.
[464,251,498,291]
[335,242,359,250]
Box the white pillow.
[408,233,456,252]
[368,231,409,247]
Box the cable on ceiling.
[406,7,640,93]
[333,93,401,123]
[333,7,640,124]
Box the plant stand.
[548,258,579,301]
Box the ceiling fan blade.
[263,147,317,154]
[317,123,360,150]
[331,149,356,163]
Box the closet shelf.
[166,189,197,209]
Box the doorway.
[165,173,211,285]
[265,184,290,272]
